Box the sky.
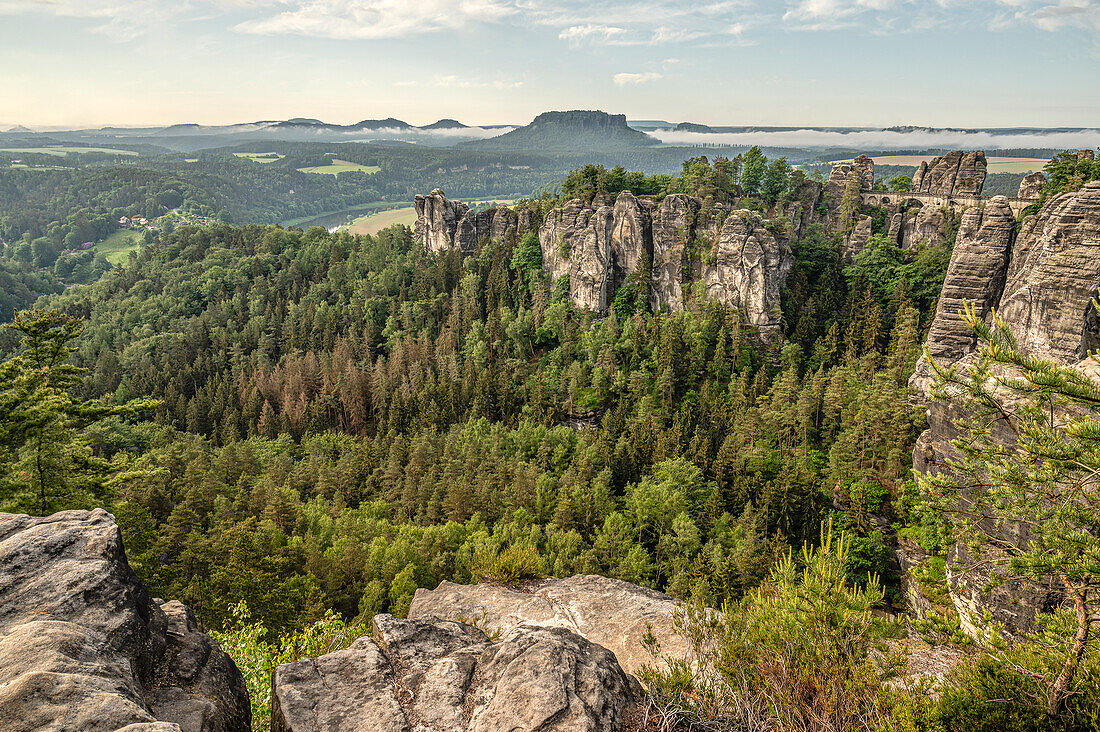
[1,0,1098,130]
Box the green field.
[1,146,139,156]
[297,159,380,176]
[96,229,145,266]
[233,152,284,163]
[347,207,417,235]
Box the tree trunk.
[1047,578,1089,718]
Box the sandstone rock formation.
[911,151,987,197]
[846,215,873,261]
[271,612,639,732]
[912,181,1100,635]
[650,193,698,311]
[828,154,875,195]
[703,211,792,335]
[997,180,1100,361]
[539,198,615,312]
[900,205,946,250]
[415,190,522,255]
[1077,149,1096,163]
[423,190,795,332]
[0,509,250,732]
[414,189,468,252]
[1017,171,1046,200]
[409,574,687,679]
[922,197,1016,364]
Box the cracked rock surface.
[271,613,638,732]
[0,509,250,732]
[409,574,687,680]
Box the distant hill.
[421,119,468,130]
[353,118,412,130]
[465,110,658,150]
[675,122,714,133]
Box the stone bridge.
[861,190,1035,217]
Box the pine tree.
[0,309,156,514]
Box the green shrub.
[470,543,545,588]
[212,601,369,731]
[642,522,899,732]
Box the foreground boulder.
[409,574,687,678]
[271,613,639,732]
[0,509,250,732]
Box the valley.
[4,3,1100,727]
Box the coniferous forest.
[5,152,1100,730]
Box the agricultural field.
[296,158,381,176]
[232,152,284,163]
[0,146,139,156]
[95,228,145,266]
[344,199,515,236]
[346,206,417,235]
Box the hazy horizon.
[3,1,1098,131]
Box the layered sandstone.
[0,510,250,732]
[1017,171,1046,200]
[409,574,688,679]
[912,181,1100,635]
[703,210,792,334]
[911,151,987,197]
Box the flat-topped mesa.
[912,180,1100,636]
[911,150,987,197]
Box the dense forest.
[4,149,1100,730]
[0,188,946,637]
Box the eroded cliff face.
[422,189,801,337]
[900,205,947,250]
[539,198,615,311]
[703,210,792,334]
[650,194,699,311]
[911,151,987,197]
[1018,172,1046,200]
[997,181,1100,361]
[414,189,468,252]
[0,509,250,732]
[415,190,523,255]
[913,181,1100,635]
[923,197,1017,364]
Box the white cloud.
[1029,0,1100,31]
[0,0,186,38]
[234,0,519,39]
[558,23,636,46]
[650,127,1100,149]
[782,0,900,29]
[612,71,663,85]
